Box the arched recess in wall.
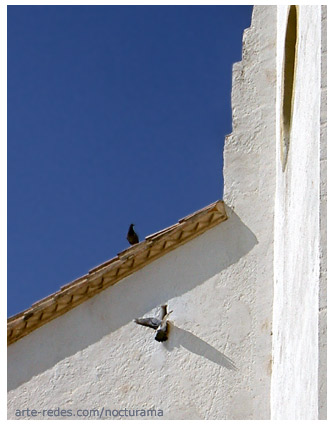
[280,5,298,172]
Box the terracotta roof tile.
[7,200,227,345]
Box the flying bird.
[155,310,172,342]
[134,305,173,342]
[127,223,139,245]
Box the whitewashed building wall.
[7,5,326,420]
[271,5,327,420]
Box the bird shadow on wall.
[8,206,256,391]
[166,324,237,371]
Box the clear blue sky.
[7,5,253,317]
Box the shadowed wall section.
[8,208,261,419]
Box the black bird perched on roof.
[134,305,173,342]
[127,223,139,245]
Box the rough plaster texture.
[8,6,276,421]
[318,6,327,419]
[8,212,260,420]
[271,5,325,420]
[223,5,277,417]
[7,5,326,420]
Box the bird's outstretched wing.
[158,304,168,320]
[134,317,161,330]
[134,305,173,342]
[155,311,173,342]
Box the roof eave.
[7,200,228,346]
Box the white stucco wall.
[8,211,263,420]
[222,4,277,419]
[8,6,278,420]
[318,6,327,419]
[271,5,324,420]
[7,5,326,420]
